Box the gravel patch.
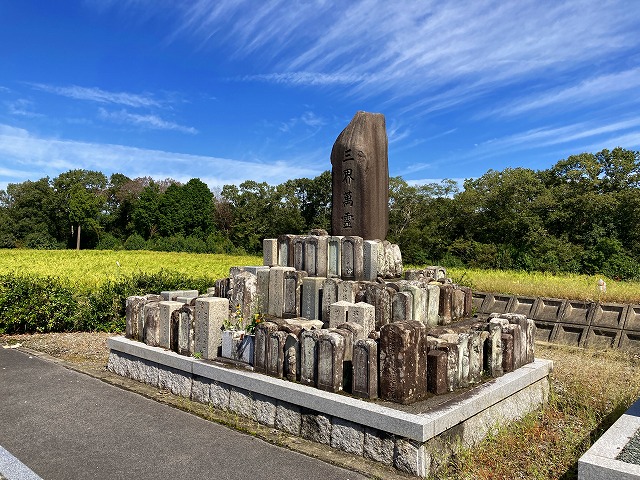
[617,427,640,465]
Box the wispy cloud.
[30,83,161,108]
[5,99,44,118]
[98,108,198,134]
[278,111,326,133]
[149,1,640,108]
[0,124,320,188]
[241,72,368,86]
[488,68,640,117]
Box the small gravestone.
[300,329,323,386]
[317,331,346,392]
[159,301,183,349]
[501,333,515,373]
[301,277,325,321]
[331,111,389,240]
[327,236,343,277]
[379,321,426,403]
[427,349,448,394]
[254,321,279,373]
[283,270,307,318]
[143,301,161,346]
[352,339,378,399]
[267,331,288,378]
[321,278,341,326]
[348,302,376,337]
[126,296,146,341]
[341,236,364,280]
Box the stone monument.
[331,111,389,240]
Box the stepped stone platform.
[108,336,551,477]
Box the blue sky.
[1,1,640,192]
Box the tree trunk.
[76,224,81,250]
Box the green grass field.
[1,249,639,302]
[0,249,262,290]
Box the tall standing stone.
[331,111,389,241]
[194,297,228,359]
[379,321,426,404]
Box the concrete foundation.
[108,336,551,477]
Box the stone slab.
[579,397,640,479]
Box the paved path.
[0,347,367,480]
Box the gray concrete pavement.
[0,347,368,480]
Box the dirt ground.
[0,332,115,369]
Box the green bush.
[124,233,147,250]
[0,274,78,334]
[0,270,219,334]
[96,233,124,250]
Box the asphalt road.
[0,347,368,480]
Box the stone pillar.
[363,240,382,281]
[194,297,228,360]
[427,349,449,395]
[254,321,279,374]
[125,296,147,341]
[331,111,389,241]
[317,331,346,393]
[392,291,413,322]
[364,283,393,330]
[484,322,504,377]
[267,331,288,378]
[327,236,343,277]
[143,301,161,347]
[340,236,364,280]
[439,284,454,324]
[292,236,307,272]
[283,270,307,318]
[348,302,376,337]
[305,236,328,277]
[321,278,341,327]
[300,329,322,386]
[159,301,183,349]
[502,333,515,373]
[263,239,278,266]
[277,234,295,267]
[337,280,359,303]
[379,321,426,404]
[268,266,295,317]
[425,284,440,327]
[329,301,351,328]
[172,305,194,356]
[301,277,326,321]
[352,339,378,399]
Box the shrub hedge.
[0,270,218,334]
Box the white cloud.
[98,108,198,134]
[0,124,321,189]
[29,83,161,108]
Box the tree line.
[2,147,640,280]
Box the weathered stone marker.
[379,320,426,403]
[331,111,389,240]
[352,339,378,399]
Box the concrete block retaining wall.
[108,336,551,477]
[474,292,640,350]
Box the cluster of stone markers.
[124,235,536,405]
